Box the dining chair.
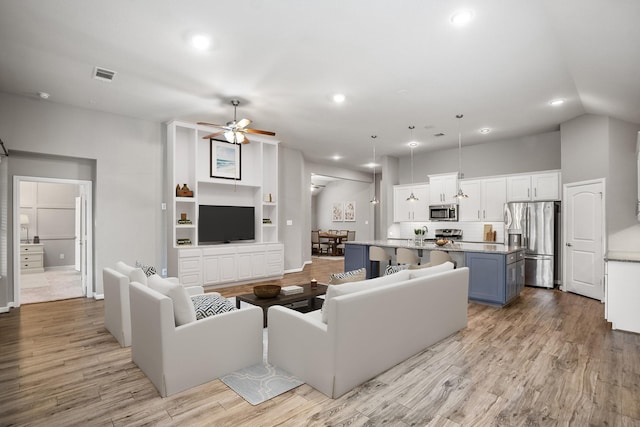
[336,230,356,255]
[311,230,329,255]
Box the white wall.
[561,114,640,252]
[0,91,163,305]
[398,131,561,184]
[314,179,371,242]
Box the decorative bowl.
[253,285,281,299]
[435,239,449,246]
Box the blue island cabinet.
[344,244,376,279]
[465,251,524,306]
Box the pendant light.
[406,126,419,202]
[453,114,469,199]
[370,135,380,205]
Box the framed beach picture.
[332,202,344,222]
[344,201,356,222]
[210,139,241,180]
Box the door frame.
[561,178,606,300]
[12,176,94,306]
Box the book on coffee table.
[281,285,304,295]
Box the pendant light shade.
[453,114,469,199]
[406,126,419,202]
[370,135,379,205]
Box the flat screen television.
[198,205,255,244]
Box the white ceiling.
[1,0,639,172]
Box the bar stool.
[397,247,420,265]
[369,246,391,278]
[425,250,453,267]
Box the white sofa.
[103,262,207,347]
[268,263,469,398]
[129,281,264,397]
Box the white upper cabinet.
[507,171,560,202]
[459,177,506,221]
[428,173,458,205]
[393,184,429,222]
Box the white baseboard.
[0,301,16,313]
[93,293,104,300]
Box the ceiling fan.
[198,99,275,144]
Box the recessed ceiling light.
[333,93,346,103]
[450,9,474,25]
[38,91,50,100]
[549,98,565,106]
[366,162,379,168]
[332,155,342,161]
[479,128,491,134]
[408,141,419,148]
[190,33,211,51]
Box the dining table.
[318,231,348,256]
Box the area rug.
[220,363,304,405]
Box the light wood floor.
[1,257,639,426]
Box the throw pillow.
[191,294,237,320]
[147,274,196,326]
[115,261,148,286]
[135,260,157,277]
[383,264,409,276]
[408,261,454,279]
[328,268,366,284]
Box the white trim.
[93,293,104,300]
[561,178,606,301]
[13,176,94,307]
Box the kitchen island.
[345,240,525,307]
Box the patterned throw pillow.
[135,261,157,277]
[384,264,409,276]
[191,294,238,320]
[328,268,366,284]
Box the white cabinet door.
[506,175,532,201]
[531,172,560,201]
[393,184,429,222]
[507,172,560,202]
[459,180,482,221]
[265,246,284,276]
[459,178,505,221]
[483,177,507,221]
[393,186,413,222]
[429,174,458,204]
[236,253,254,280]
[203,255,220,284]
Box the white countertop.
[606,251,640,263]
[347,240,522,255]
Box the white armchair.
[129,281,264,397]
[103,262,209,347]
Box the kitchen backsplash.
[387,221,505,244]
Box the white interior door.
[563,180,605,300]
[75,197,81,271]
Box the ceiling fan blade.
[197,121,228,129]
[245,128,276,136]
[236,118,251,129]
[201,131,225,139]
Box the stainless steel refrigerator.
[504,201,561,288]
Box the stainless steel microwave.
[429,204,458,221]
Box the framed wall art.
[210,139,241,180]
[344,201,356,221]
[332,202,344,222]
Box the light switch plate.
[286,220,293,226]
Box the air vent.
[434,132,445,137]
[93,66,117,82]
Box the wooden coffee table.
[235,283,328,327]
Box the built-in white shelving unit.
[166,121,282,287]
